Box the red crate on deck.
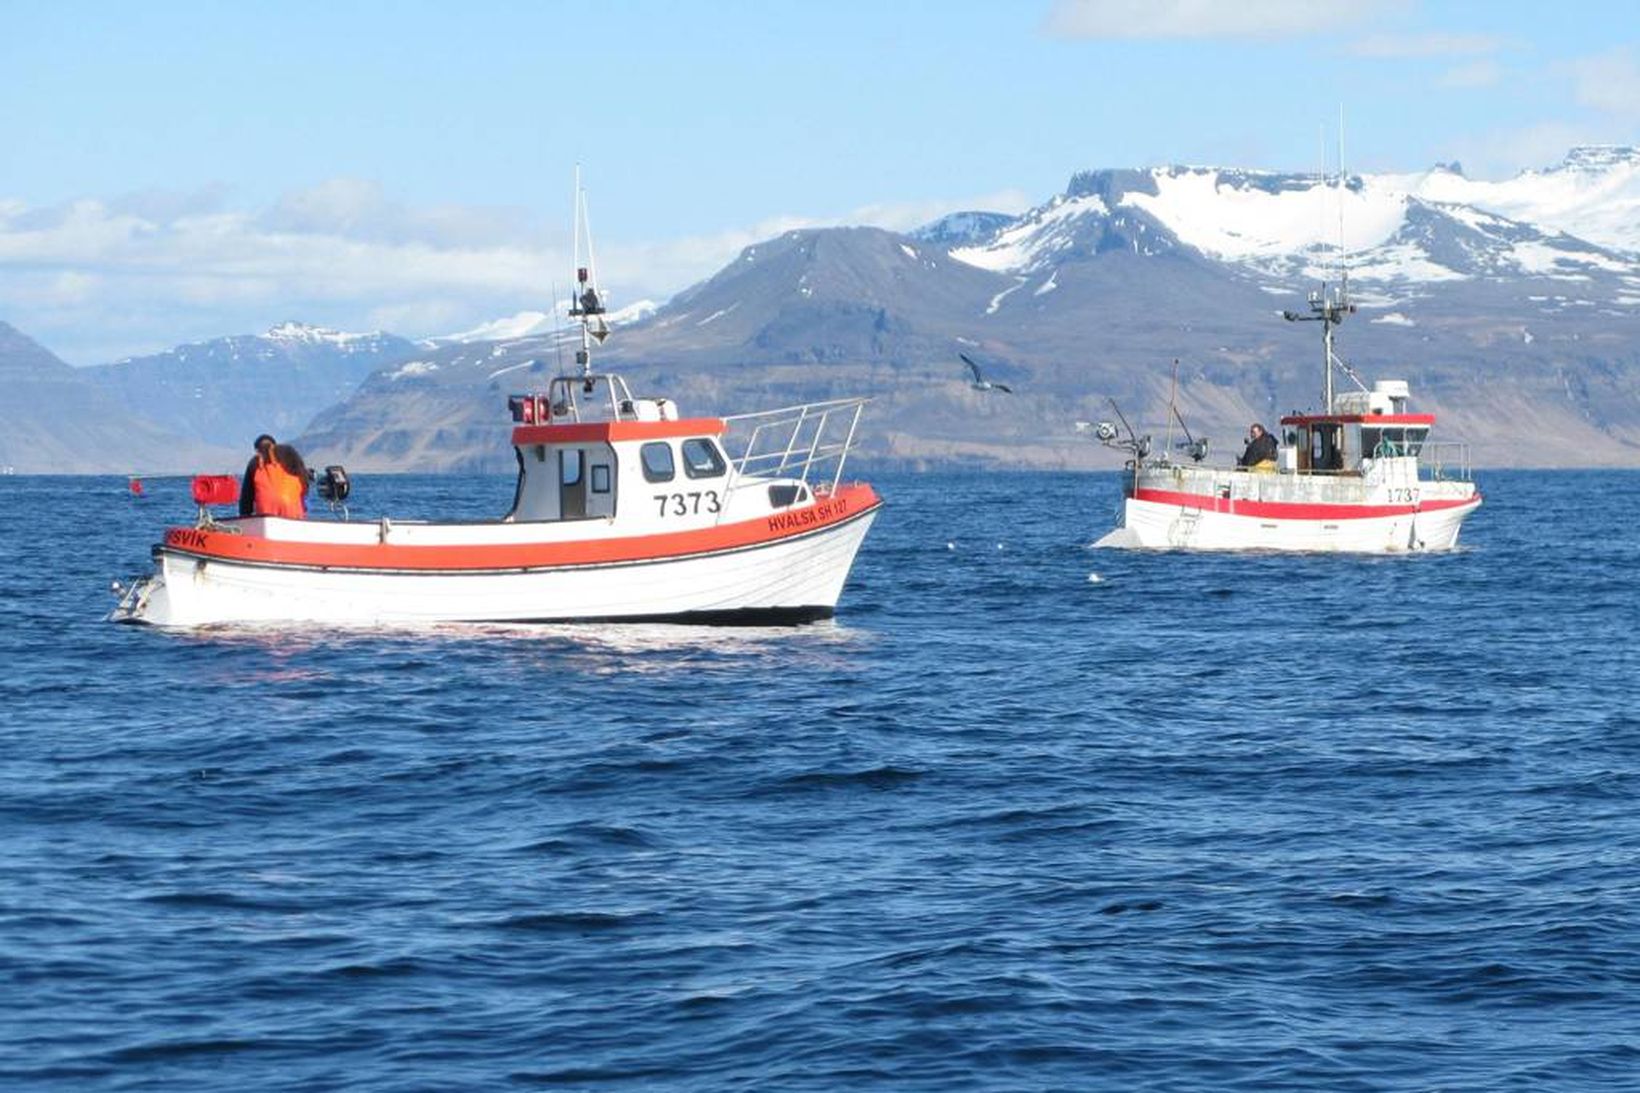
[191,474,240,506]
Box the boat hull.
[116,505,879,628]
[1099,491,1481,553]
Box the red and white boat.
[1094,286,1480,552]
[113,200,881,627]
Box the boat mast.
[567,165,609,386]
[1284,117,1357,413]
[1284,281,1356,413]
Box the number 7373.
[654,490,722,517]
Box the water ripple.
[1,470,1637,1091]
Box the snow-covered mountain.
[51,144,1633,473]
[426,299,660,346]
[1408,145,1640,255]
[81,322,421,449]
[946,148,1640,297]
[300,146,1640,472]
[909,211,1017,249]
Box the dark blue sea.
[2,470,1638,1091]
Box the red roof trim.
[160,483,880,572]
[511,418,726,445]
[1279,413,1436,426]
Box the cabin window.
[561,448,583,486]
[641,442,675,482]
[1362,427,1427,458]
[768,484,807,507]
[681,438,726,479]
[591,464,611,494]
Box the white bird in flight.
[958,353,1013,394]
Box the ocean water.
[1,469,1637,1091]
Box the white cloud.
[0,181,1028,364]
[1438,59,1503,89]
[1042,0,1385,40]
[1349,32,1504,58]
[258,178,545,248]
[1446,121,1609,180]
[1437,47,1640,180]
[1569,47,1640,121]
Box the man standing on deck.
[1237,423,1278,470]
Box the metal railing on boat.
[721,397,869,494]
[1419,442,1472,482]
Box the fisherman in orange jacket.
[271,443,309,518]
[239,434,307,518]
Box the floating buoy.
[128,477,144,496]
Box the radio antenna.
[566,165,609,387]
[1337,104,1349,305]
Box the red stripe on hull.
[1131,487,1477,520]
[161,483,880,572]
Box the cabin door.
[559,448,587,519]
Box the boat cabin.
[1279,380,1433,475]
[505,373,738,524]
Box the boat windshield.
[1362,425,1428,458]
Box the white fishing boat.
[112,187,881,627]
[1092,284,1480,553]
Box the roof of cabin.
[511,418,727,446]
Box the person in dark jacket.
[1237,423,1278,469]
[239,434,276,516]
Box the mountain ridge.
[292,147,1640,472]
[79,322,422,450]
[8,146,1640,473]
[0,320,232,473]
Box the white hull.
[118,511,877,627]
[1098,494,1479,553]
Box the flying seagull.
[959,352,1013,394]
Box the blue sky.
[3,0,1637,362]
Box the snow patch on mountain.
[985,278,1027,315]
[266,321,387,346]
[951,193,1110,273]
[697,302,739,326]
[429,311,555,345]
[1118,169,1406,262]
[1411,146,1640,254]
[429,299,659,346]
[948,151,1640,290]
[911,210,1014,249]
[389,359,439,380]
